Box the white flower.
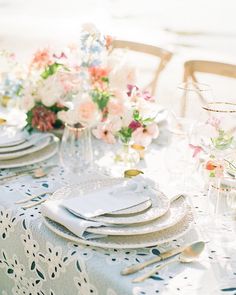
[74,259,97,295]
[21,229,40,270]
[0,206,18,239]
[37,75,64,107]
[39,242,73,279]
[0,251,26,285]
[21,84,35,111]
[17,278,44,295]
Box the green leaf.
[101,77,109,83]
[40,63,62,79]
[211,129,234,150]
[133,110,140,121]
[118,127,132,144]
[91,89,110,111]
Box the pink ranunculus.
[107,100,124,116]
[31,48,53,69]
[76,101,98,125]
[128,120,142,131]
[92,124,116,144]
[132,123,159,147]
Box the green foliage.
[40,63,62,79]
[211,129,234,150]
[133,110,140,121]
[118,127,132,144]
[91,89,110,111]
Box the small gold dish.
[0,118,7,125]
[131,144,145,159]
[124,169,144,178]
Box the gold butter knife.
[121,245,186,275]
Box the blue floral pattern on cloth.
[0,161,235,295]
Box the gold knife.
[121,245,187,275]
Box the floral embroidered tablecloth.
[0,154,236,295]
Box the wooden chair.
[111,40,173,96]
[181,60,236,116]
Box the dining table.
[0,135,235,295]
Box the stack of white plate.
[0,129,59,169]
[43,178,194,249]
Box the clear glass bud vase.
[60,123,93,174]
[114,142,140,169]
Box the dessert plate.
[50,178,170,224]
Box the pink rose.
[107,100,124,116]
[77,101,98,125]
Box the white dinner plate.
[0,130,26,147]
[0,139,59,169]
[0,133,54,153]
[43,210,194,249]
[50,178,170,224]
[0,135,54,160]
[87,196,187,236]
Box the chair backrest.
[111,40,173,96]
[181,60,236,116]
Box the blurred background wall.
[0,0,236,112]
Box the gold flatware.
[121,240,186,276]
[21,196,53,209]
[15,191,54,205]
[132,241,205,283]
[0,165,57,183]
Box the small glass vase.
[114,142,140,169]
[60,123,93,175]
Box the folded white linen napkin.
[61,180,151,219]
[41,200,108,239]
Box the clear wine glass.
[178,82,213,121]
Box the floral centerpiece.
[58,24,159,151]
[190,116,236,179]
[21,47,81,132]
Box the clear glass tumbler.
[60,123,93,175]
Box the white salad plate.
[87,196,187,236]
[49,178,170,224]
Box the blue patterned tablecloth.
[0,153,236,295]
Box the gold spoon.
[132,241,205,283]
[0,165,57,183]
